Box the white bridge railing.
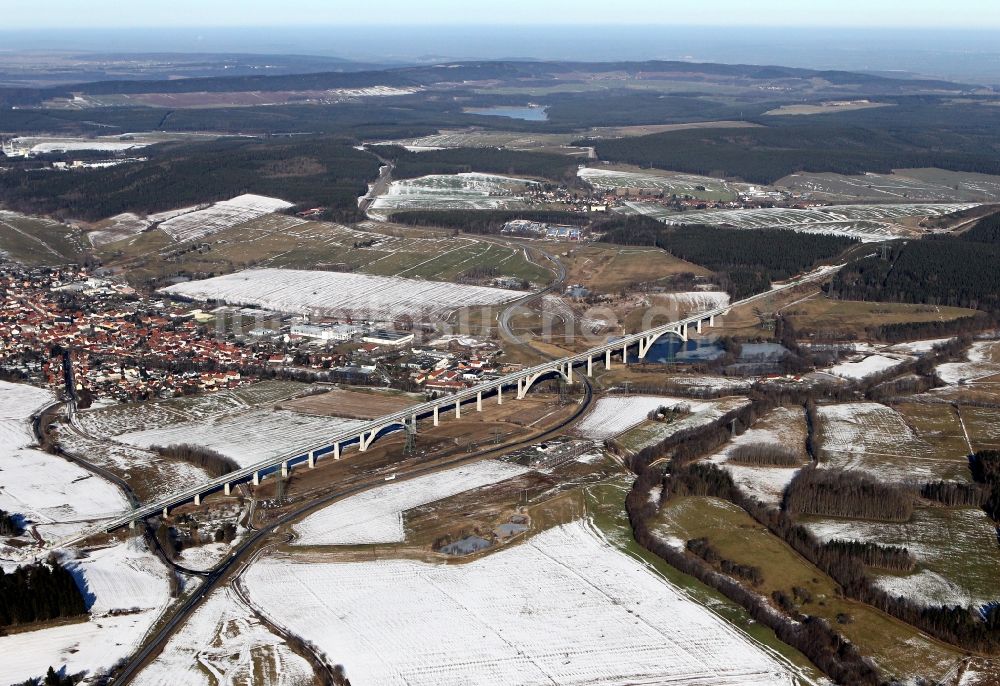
[53,265,838,547]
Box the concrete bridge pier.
[162,507,169,519]
[307,451,315,468]
[565,361,573,384]
[333,442,340,460]
[253,471,260,486]
[194,493,201,506]
[433,405,440,427]
[605,348,612,369]
[710,314,716,327]
[455,398,461,419]
[587,355,593,377]
[476,391,483,412]
[224,482,232,495]
[497,386,503,405]
[281,461,289,478]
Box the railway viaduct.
[53,266,837,547]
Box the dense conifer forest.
[0,137,380,222]
[0,560,88,629]
[597,216,856,297]
[827,211,1000,312]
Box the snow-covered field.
[0,538,172,685]
[616,397,752,451]
[160,268,524,321]
[802,507,1000,609]
[245,520,795,686]
[825,354,912,380]
[776,169,1000,203]
[815,402,957,481]
[75,381,309,438]
[621,201,977,241]
[87,212,151,246]
[293,461,529,545]
[579,167,740,196]
[707,407,807,505]
[370,173,538,217]
[574,395,708,441]
[887,338,955,355]
[936,341,1000,384]
[156,194,297,242]
[654,291,731,314]
[116,408,366,468]
[0,382,128,544]
[8,136,151,155]
[133,586,312,686]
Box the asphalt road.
[111,376,593,684]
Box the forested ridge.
[597,215,856,298]
[827,211,1000,312]
[590,102,1000,184]
[0,137,380,222]
[0,560,88,629]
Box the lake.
[465,105,549,121]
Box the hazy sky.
[6,0,1000,29]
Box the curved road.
[111,375,593,684]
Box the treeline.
[656,462,1000,654]
[591,103,1000,184]
[597,217,856,299]
[727,442,802,467]
[920,481,988,508]
[150,444,239,478]
[0,560,87,629]
[626,468,884,685]
[0,137,381,223]
[863,313,993,344]
[827,240,1000,312]
[970,450,1000,522]
[0,509,21,536]
[13,666,77,686]
[685,538,764,586]
[783,468,914,522]
[825,540,914,572]
[389,209,588,234]
[369,145,578,182]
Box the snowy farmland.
[155,194,297,242]
[245,520,796,686]
[369,173,539,217]
[776,169,1000,203]
[6,136,151,156]
[816,402,970,482]
[824,353,912,381]
[574,395,708,441]
[0,538,172,685]
[621,201,978,241]
[936,341,1000,385]
[160,268,525,321]
[0,381,128,544]
[133,586,312,686]
[802,507,1000,609]
[579,167,741,197]
[87,212,152,246]
[654,290,731,314]
[116,408,366,468]
[293,461,529,545]
[707,407,808,505]
[615,397,752,452]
